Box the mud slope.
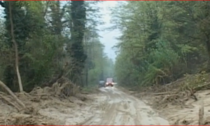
[82,87,169,125]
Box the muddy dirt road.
[81,87,169,125]
[2,86,169,125]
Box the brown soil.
[4,73,209,125]
[0,78,96,125]
[0,82,169,125]
[129,73,210,125]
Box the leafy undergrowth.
[139,71,210,93]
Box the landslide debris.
[135,72,210,125]
[0,77,92,125]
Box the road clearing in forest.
[0,86,169,125]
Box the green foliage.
[22,34,64,91]
[113,1,210,87]
[0,1,105,92]
[83,33,115,87]
[68,1,87,85]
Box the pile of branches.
[0,76,85,125]
[30,77,81,99]
[145,72,210,108]
[0,77,81,111]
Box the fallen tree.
[0,80,25,109]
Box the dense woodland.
[113,1,210,87]
[0,1,114,92]
[1,1,210,93]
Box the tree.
[112,1,210,87]
[1,1,48,91]
[67,1,87,86]
[8,1,23,92]
[196,2,210,71]
[0,1,105,92]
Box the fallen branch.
[0,80,25,108]
[0,94,20,111]
[151,92,177,95]
[46,62,69,87]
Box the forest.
[0,1,210,125]
[113,1,210,88]
[0,1,114,92]
[1,1,210,93]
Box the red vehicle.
[105,78,114,87]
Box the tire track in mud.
[116,93,139,125]
[100,90,121,125]
[83,87,169,125]
[124,91,169,125]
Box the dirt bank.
[0,89,97,125]
[130,73,210,125]
[137,90,210,125]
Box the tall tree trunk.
[206,43,210,72]
[69,1,86,86]
[9,2,23,92]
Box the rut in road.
[83,87,169,125]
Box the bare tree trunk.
[9,2,23,92]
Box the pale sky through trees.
[97,1,121,62]
[0,1,121,62]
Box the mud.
[82,87,169,125]
[0,86,169,125]
[139,89,210,125]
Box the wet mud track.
[83,87,169,125]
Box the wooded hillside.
[113,1,210,87]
